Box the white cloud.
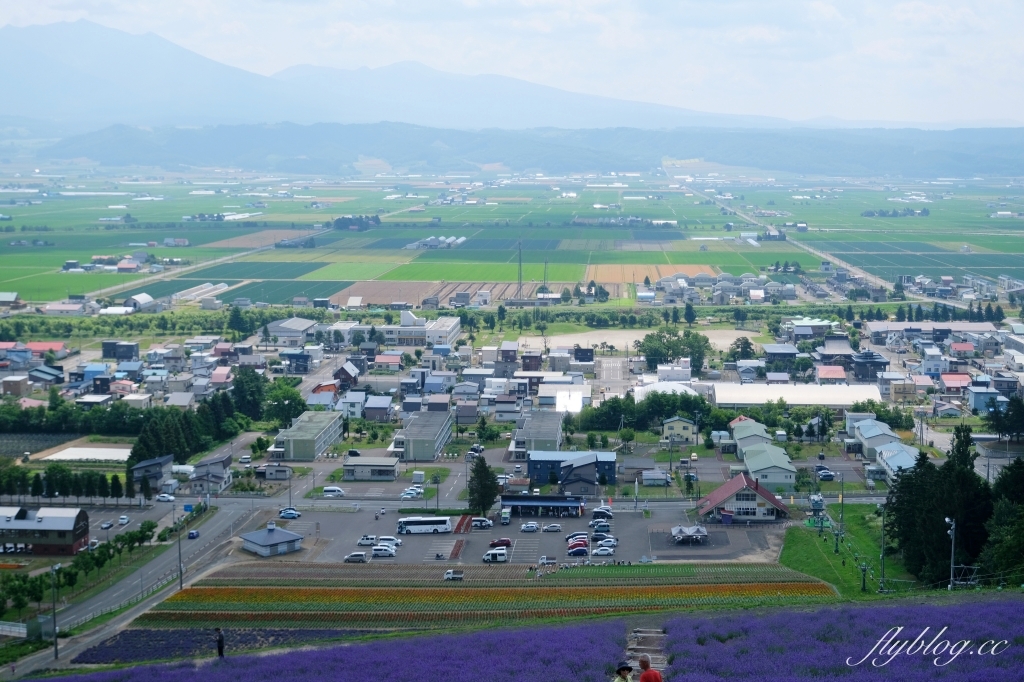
[1,0,1021,124]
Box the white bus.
[396,516,452,534]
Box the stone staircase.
[624,627,668,679]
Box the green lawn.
[401,467,450,483]
[780,503,916,599]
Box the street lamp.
[432,474,441,511]
[174,503,183,590]
[50,563,61,659]
[834,473,844,554]
[946,517,956,590]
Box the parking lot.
[273,503,786,566]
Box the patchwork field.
[586,264,715,284]
[205,229,321,249]
[189,261,329,280]
[300,263,399,280]
[378,262,586,282]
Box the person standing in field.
[216,628,225,658]
[638,654,662,682]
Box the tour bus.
[500,507,512,525]
[396,516,452,534]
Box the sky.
[2,0,1022,125]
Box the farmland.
[224,280,353,305]
[4,173,1024,304]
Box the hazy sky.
[3,0,1022,124]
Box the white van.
[471,517,493,529]
[239,455,251,464]
[371,545,397,558]
[483,547,508,563]
[323,486,345,496]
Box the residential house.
[189,451,233,494]
[731,420,772,459]
[557,452,618,495]
[661,416,696,447]
[165,392,195,411]
[456,399,478,425]
[131,455,173,492]
[851,419,901,460]
[742,443,797,492]
[339,391,366,419]
[939,373,972,397]
[877,443,919,484]
[816,365,847,385]
[364,395,395,423]
[509,411,563,460]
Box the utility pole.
[946,517,956,590]
[878,503,887,593]
[50,563,61,660]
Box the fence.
[0,621,26,638]
[58,571,180,634]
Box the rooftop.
[712,383,882,407]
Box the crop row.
[156,583,836,614]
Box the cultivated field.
[189,261,329,280]
[225,280,352,305]
[586,264,715,284]
[205,229,321,249]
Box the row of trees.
[982,395,1024,443]
[0,521,157,620]
[635,328,714,373]
[0,461,154,506]
[886,425,1024,586]
[850,399,916,430]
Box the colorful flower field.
[198,560,818,587]
[664,596,1024,681]
[66,620,626,678]
[135,581,836,629]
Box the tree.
[619,428,635,447]
[467,456,500,517]
[97,474,109,504]
[260,324,271,350]
[496,305,507,329]
[125,474,136,503]
[264,380,308,426]
[30,473,43,502]
[728,336,756,360]
[671,306,680,325]
[548,470,559,486]
[992,456,1024,505]
[228,306,248,336]
[110,474,123,506]
[600,434,609,448]
[140,475,153,501]
[643,275,651,287]
[232,367,267,420]
[560,288,572,304]
[661,309,670,325]
[586,432,598,449]
[683,303,696,326]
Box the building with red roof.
[695,472,790,523]
[816,365,847,385]
[24,341,68,359]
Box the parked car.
[592,509,613,520]
[520,522,539,532]
[279,510,301,519]
[818,471,835,481]
[597,538,618,548]
[100,521,113,530]
[590,533,615,542]
[156,493,175,502]
[357,535,377,546]
[400,493,418,501]
[814,464,829,473]
[371,545,397,558]
[594,505,613,513]
[542,523,562,533]
[377,535,403,546]
[538,555,558,566]
[567,540,589,551]
[592,546,615,556]
[483,548,508,563]
[565,532,589,542]
[471,517,493,529]
[323,486,345,497]
[589,518,608,528]
[513,465,523,473]
[344,552,367,563]
[691,452,699,461]
[567,547,589,557]
[593,522,611,533]
[279,507,298,514]
[187,530,200,539]
[489,538,512,548]
[118,515,129,525]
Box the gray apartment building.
[271,411,344,461]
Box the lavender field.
[62,620,626,682]
[665,597,1024,681]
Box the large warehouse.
[710,383,882,414]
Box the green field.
[189,261,329,280]
[224,280,353,304]
[119,279,243,300]
[301,262,401,280]
[6,272,143,302]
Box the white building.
[657,359,692,382]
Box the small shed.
[343,456,400,481]
[240,522,303,557]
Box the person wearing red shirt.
[638,654,662,682]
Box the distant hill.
[41,122,1024,177]
[0,20,785,130]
